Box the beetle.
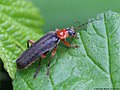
[16,19,99,78]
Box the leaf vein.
[91,22,105,38]
[103,13,114,88]
[19,73,33,90]
[79,32,108,74]
[49,75,54,90]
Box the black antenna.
[74,18,100,31]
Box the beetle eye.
[73,32,76,35]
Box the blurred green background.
[31,0,120,33]
[1,0,120,90]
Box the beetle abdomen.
[16,31,60,69]
[16,52,39,69]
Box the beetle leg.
[41,54,47,58]
[27,40,35,48]
[33,58,42,79]
[46,45,57,76]
[41,51,49,58]
[62,39,79,48]
[62,39,71,47]
[33,51,49,78]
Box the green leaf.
[0,0,43,79]
[13,10,120,90]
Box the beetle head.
[66,26,77,38]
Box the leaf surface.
[13,11,120,90]
[0,0,43,79]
